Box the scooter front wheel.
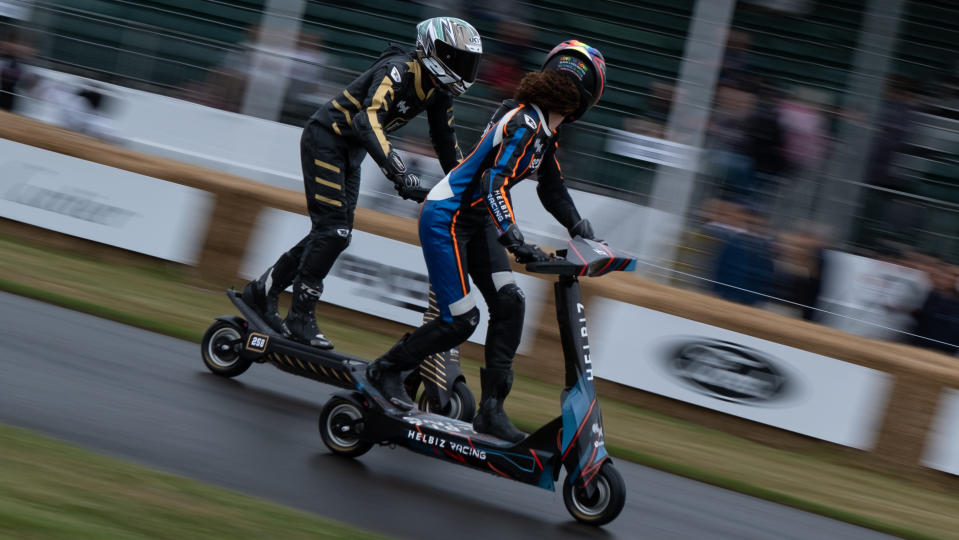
[563,461,626,526]
[319,394,373,458]
[201,320,252,377]
[418,380,476,422]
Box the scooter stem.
[555,274,609,489]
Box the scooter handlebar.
[525,238,636,277]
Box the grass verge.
[0,423,385,539]
[0,233,957,539]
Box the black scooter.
[200,288,474,421]
[316,238,635,526]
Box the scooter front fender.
[559,379,610,491]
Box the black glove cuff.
[497,224,524,249]
[381,150,407,179]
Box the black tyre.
[201,321,252,377]
[319,395,373,458]
[418,379,476,422]
[563,461,626,526]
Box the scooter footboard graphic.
[258,336,362,389]
[366,413,558,489]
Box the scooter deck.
[346,365,563,489]
[355,395,562,489]
[227,290,367,389]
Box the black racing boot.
[366,336,419,410]
[242,266,289,334]
[284,280,333,349]
[473,368,526,443]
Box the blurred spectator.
[685,198,747,286]
[625,80,674,138]
[719,30,756,88]
[41,81,117,141]
[771,223,829,321]
[200,25,260,112]
[860,77,922,247]
[866,77,917,190]
[743,80,786,207]
[771,86,829,226]
[708,202,776,306]
[0,28,34,112]
[706,83,757,204]
[280,31,331,126]
[910,259,959,355]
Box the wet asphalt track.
[0,291,895,540]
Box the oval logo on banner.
[664,339,790,405]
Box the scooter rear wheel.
[562,461,626,526]
[319,394,373,458]
[418,380,476,422]
[201,320,252,378]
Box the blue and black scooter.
[317,237,635,526]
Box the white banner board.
[0,139,213,264]
[590,298,892,449]
[604,128,699,170]
[923,388,959,476]
[241,208,548,352]
[817,250,930,341]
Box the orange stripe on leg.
[450,210,468,296]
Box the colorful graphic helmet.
[415,17,482,96]
[542,40,606,122]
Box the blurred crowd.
[662,27,959,355]
[2,25,116,140]
[2,5,957,355]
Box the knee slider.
[450,306,481,337]
[495,283,526,313]
[315,227,351,251]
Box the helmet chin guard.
[542,40,606,122]
[416,17,482,96]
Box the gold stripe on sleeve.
[314,159,340,173]
[332,99,352,126]
[314,194,343,207]
[367,75,395,157]
[332,122,342,136]
[342,90,361,109]
[406,61,426,101]
[315,177,341,190]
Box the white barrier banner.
[923,388,959,476]
[242,208,548,352]
[604,128,699,170]
[590,298,892,449]
[0,139,213,264]
[817,250,930,341]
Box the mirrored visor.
[434,40,481,83]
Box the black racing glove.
[396,184,428,202]
[569,218,599,241]
[382,150,421,195]
[498,224,550,263]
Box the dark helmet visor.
[434,40,481,83]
